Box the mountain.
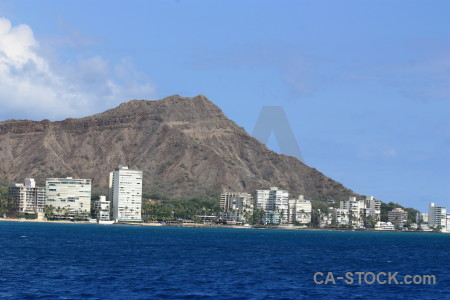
[0,95,356,200]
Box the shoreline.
[0,218,443,233]
[0,218,92,224]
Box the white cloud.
[357,145,398,159]
[0,17,156,121]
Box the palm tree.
[0,197,8,218]
[56,207,62,220]
[63,207,70,220]
[242,209,251,224]
[305,211,312,224]
[6,194,18,218]
[44,205,55,220]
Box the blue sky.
[0,0,449,211]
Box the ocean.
[0,221,449,299]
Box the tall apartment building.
[340,196,365,226]
[429,203,447,231]
[8,178,45,215]
[256,187,289,225]
[365,196,381,219]
[330,196,381,227]
[220,192,253,223]
[340,197,365,213]
[109,166,143,222]
[45,177,92,216]
[388,208,408,229]
[287,195,312,224]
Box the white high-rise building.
[220,192,253,223]
[332,196,382,227]
[365,196,381,219]
[45,177,92,216]
[8,178,45,215]
[256,187,289,225]
[110,166,143,222]
[340,197,365,212]
[429,203,446,231]
[340,196,365,226]
[288,195,312,224]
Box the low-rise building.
[375,221,395,230]
[419,223,432,231]
[409,223,418,230]
[8,178,45,215]
[95,195,111,222]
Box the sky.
[0,0,448,211]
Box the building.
[95,195,111,222]
[416,212,428,224]
[330,196,381,228]
[340,196,365,226]
[428,203,447,231]
[364,196,381,219]
[220,192,253,224]
[256,187,289,225]
[328,208,349,226]
[8,178,45,215]
[45,177,92,217]
[287,195,312,224]
[409,223,418,230]
[387,208,408,229]
[340,196,364,212]
[447,214,450,233]
[419,223,432,231]
[374,221,395,230]
[110,166,143,222]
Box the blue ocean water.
[0,222,449,299]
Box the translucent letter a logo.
[252,106,304,162]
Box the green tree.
[44,205,55,219]
[0,193,9,217]
[56,207,62,220]
[250,209,265,225]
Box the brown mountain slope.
[0,95,356,200]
